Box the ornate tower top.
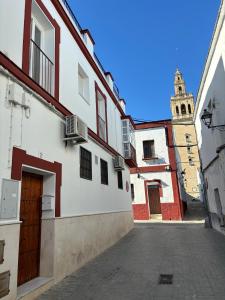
[170,68,194,121]
[174,68,186,97]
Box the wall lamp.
[201,109,225,129]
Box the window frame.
[143,140,156,160]
[80,147,92,180]
[131,183,135,201]
[78,64,90,103]
[95,83,108,143]
[117,171,123,190]
[100,159,108,185]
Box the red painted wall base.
[132,202,182,221]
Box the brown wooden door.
[148,186,161,214]
[18,172,43,286]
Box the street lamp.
[201,109,213,128]
[201,108,225,129]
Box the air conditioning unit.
[64,115,88,144]
[113,156,125,171]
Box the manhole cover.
[158,274,173,284]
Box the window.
[29,1,56,96]
[143,140,155,159]
[117,171,123,189]
[185,134,191,143]
[188,157,194,166]
[80,147,92,180]
[96,85,107,142]
[176,106,179,115]
[187,146,192,154]
[178,86,182,95]
[100,159,108,185]
[188,104,192,114]
[78,64,89,102]
[181,104,186,115]
[131,184,135,201]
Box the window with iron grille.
[100,159,108,185]
[117,171,123,189]
[80,147,92,180]
[131,184,135,201]
[143,140,155,159]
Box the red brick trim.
[121,115,135,128]
[134,119,171,130]
[166,123,183,219]
[0,53,128,164]
[11,147,62,217]
[95,82,108,144]
[130,165,169,174]
[1,52,69,115]
[22,0,32,74]
[22,0,61,100]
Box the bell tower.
[170,68,200,204]
[170,69,195,121]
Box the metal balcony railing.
[124,142,136,162]
[30,39,54,95]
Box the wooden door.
[148,186,161,214]
[18,172,43,286]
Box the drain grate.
[158,274,173,284]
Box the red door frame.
[144,180,163,216]
[11,147,62,217]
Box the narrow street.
[39,222,225,300]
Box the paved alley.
[38,223,225,300]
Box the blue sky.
[68,0,220,121]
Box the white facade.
[194,0,225,233]
[0,0,133,299]
[131,123,183,221]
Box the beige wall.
[172,123,200,201]
[0,211,133,300]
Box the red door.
[18,172,43,286]
[148,186,161,214]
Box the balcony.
[124,142,137,167]
[30,39,54,95]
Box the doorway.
[148,185,161,218]
[17,172,43,286]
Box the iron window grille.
[117,171,123,189]
[80,147,92,180]
[100,159,108,185]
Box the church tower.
[171,69,195,121]
[170,69,200,204]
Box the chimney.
[81,29,95,54]
[105,72,114,89]
[119,98,126,113]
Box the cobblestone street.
[39,223,225,300]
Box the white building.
[194,0,225,233]
[130,121,183,221]
[0,0,134,298]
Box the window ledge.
[79,93,90,104]
[142,157,158,161]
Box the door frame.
[18,172,43,286]
[144,180,163,216]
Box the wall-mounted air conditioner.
[64,115,88,144]
[113,156,125,171]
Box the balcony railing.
[30,39,54,95]
[124,142,136,164]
